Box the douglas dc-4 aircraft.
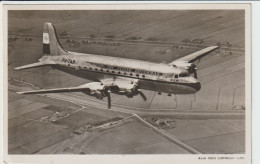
[16,22,219,108]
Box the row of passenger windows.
[68,64,187,79]
[93,63,163,76]
[81,65,147,78]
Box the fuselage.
[40,52,201,94]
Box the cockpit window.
[174,74,178,78]
[179,73,189,77]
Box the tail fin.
[43,22,68,55]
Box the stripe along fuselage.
[39,52,201,94]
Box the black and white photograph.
[2,3,251,164]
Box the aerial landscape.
[8,10,245,154]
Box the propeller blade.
[194,70,198,79]
[138,90,147,101]
[107,93,111,109]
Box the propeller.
[194,58,202,79]
[103,87,112,109]
[107,93,111,109]
[124,86,147,101]
[194,70,198,79]
[138,89,147,101]
[189,63,198,79]
[103,85,147,109]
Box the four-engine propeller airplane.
[15,22,219,108]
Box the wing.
[17,86,89,94]
[170,46,219,64]
[101,77,138,86]
[17,82,105,95]
[17,77,146,109]
[17,81,113,108]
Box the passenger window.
[175,75,178,78]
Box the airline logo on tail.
[43,32,50,54]
[43,33,49,44]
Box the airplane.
[15,22,219,108]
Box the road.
[133,114,201,154]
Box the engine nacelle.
[124,87,139,97]
[81,82,109,99]
[170,61,197,74]
[170,61,192,69]
[94,90,106,99]
[113,82,139,97]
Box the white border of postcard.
[2,3,251,164]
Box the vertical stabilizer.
[43,22,68,55]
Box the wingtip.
[207,46,219,51]
[16,91,24,94]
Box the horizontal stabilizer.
[14,61,54,70]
